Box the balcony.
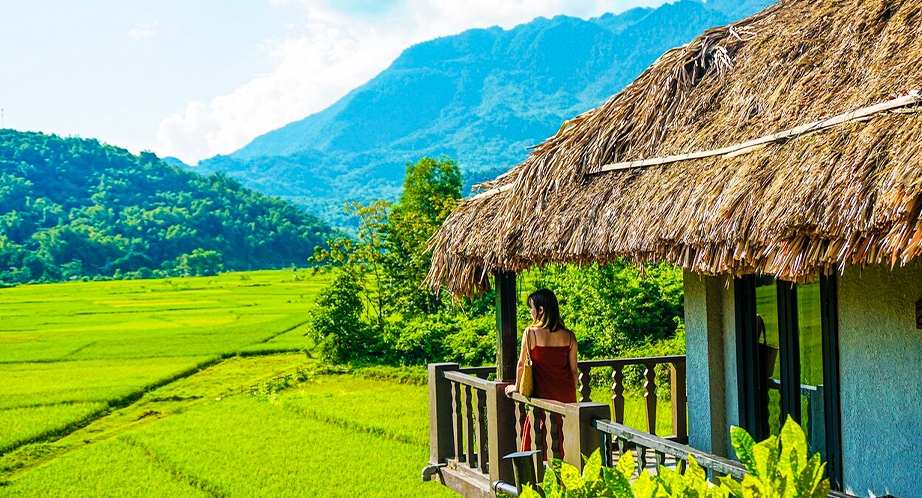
[425,355,856,498]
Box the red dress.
[521,329,576,457]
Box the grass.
[0,269,685,496]
[0,355,455,497]
[0,402,107,454]
[0,270,328,454]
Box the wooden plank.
[464,385,475,467]
[442,460,493,498]
[445,370,495,391]
[429,363,461,465]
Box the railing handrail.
[460,366,496,378]
[506,391,573,414]
[577,355,686,369]
[444,370,497,391]
[767,378,821,395]
[593,419,746,479]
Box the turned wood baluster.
[643,362,657,435]
[548,413,561,460]
[611,366,625,424]
[636,445,648,474]
[671,361,688,441]
[476,389,488,473]
[600,432,612,467]
[514,400,527,451]
[578,365,592,402]
[451,381,463,459]
[531,407,546,482]
[463,385,475,467]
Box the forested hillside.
[193,0,772,228]
[0,130,334,284]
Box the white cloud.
[156,0,666,164]
[127,22,158,40]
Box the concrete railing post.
[487,382,517,484]
[429,363,460,465]
[562,402,611,470]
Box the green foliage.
[719,417,830,498]
[308,267,380,363]
[309,157,495,367]
[0,130,335,284]
[382,157,462,315]
[515,422,828,498]
[519,449,727,498]
[531,261,684,359]
[172,248,224,276]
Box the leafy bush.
[529,261,684,359]
[719,416,830,498]
[308,267,380,363]
[517,417,827,498]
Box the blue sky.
[1,0,669,164]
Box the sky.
[1,0,671,165]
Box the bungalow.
[424,0,922,497]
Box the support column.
[495,270,518,382]
[487,382,517,484]
[684,271,729,455]
[429,363,460,465]
[562,402,610,470]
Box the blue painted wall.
[838,262,922,497]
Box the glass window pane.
[797,282,825,458]
[754,275,781,435]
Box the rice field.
[0,271,457,496]
[0,270,681,496]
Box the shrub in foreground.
[519,416,828,498]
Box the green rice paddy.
[0,269,679,496]
[0,270,454,496]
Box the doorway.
[734,274,843,490]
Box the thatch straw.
[428,0,922,298]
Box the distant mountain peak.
[196,0,773,229]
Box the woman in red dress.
[504,289,578,458]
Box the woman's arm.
[505,328,531,396]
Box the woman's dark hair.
[527,288,567,331]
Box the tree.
[174,248,224,276]
[307,265,380,363]
[382,157,462,315]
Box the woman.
[504,288,578,456]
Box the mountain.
[194,0,773,228]
[0,130,335,284]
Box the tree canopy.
[0,130,335,283]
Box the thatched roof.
[428,0,922,297]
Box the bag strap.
[525,328,533,363]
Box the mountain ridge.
[193,0,773,228]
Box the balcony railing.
[427,356,857,498]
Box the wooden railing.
[429,363,517,496]
[593,419,745,481]
[427,356,686,496]
[591,419,858,498]
[504,392,610,483]
[576,356,687,441]
[430,358,856,498]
